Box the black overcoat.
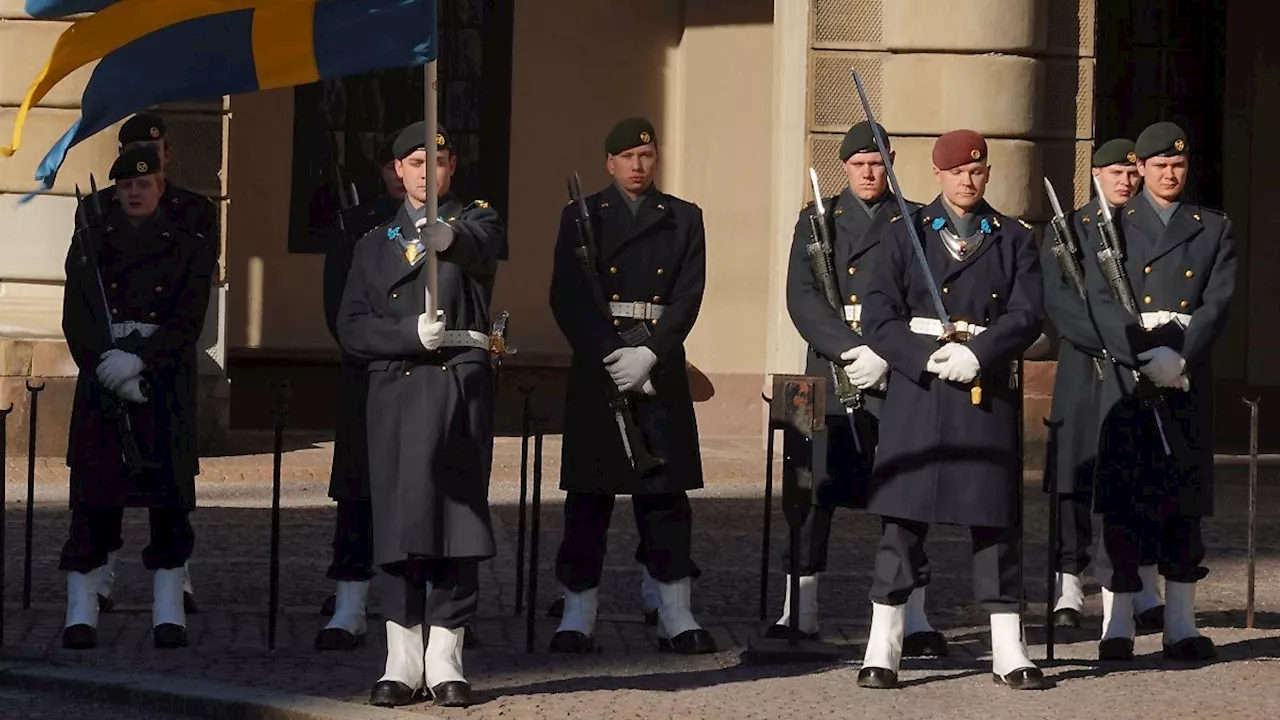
[336,194,506,563]
[323,194,400,501]
[862,197,1043,528]
[1041,198,1106,495]
[550,184,706,496]
[62,210,217,510]
[1084,193,1237,518]
[785,189,921,507]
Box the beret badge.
[149,126,160,138]
[436,133,445,147]
[640,131,651,143]
[970,149,981,160]
[1174,138,1185,152]
[136,161,149,173]
[1127,151,1137,163]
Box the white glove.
[116,375,148,404]
[641,378,657,396]
[603,346,659,392]
[416,314,446,351]
[926,343,981,384]
[415,218,455,252]
[96,349,145,391]
[1137,346,1189,390]
[845,346,890,390]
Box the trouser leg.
[141,509,194,571]
[327,499,375,582]
[970,525,1022,614]
[869,518,930,606]
[632,492,700,583]
[59,508,124,573]
[554,493,615,592]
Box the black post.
[23,380,44,611]
[515,385,534,615]
[1014,359,1026,638]
[525,427,544,654]
[759,393,774,623]
[1043,417,1060,660]
[1,402,13,646]
[268,381,289,651]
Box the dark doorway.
[1094,0,1227,206]
[285,0,514,254]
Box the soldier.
[1086,121,1235,662]
[337,121,506,708]
[547,117,715,655]
[858,130,1049,690]
[771,121,945,657]
[92,112,214,616]
[1043,139,1165,629]
[315,139,404,651]
[59,146,218,650]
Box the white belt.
[441,330,490,350]
[843,304,862,323]
[1140,311,1191,330]
[609,301,665,320]
[908,317,987,338]
[110,321,159,340]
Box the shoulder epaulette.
[890,214,902,223]
[467,199,491,210]
[1017,218,1033,230]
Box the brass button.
[611,294,620,301]
[942,286,950,294]
[652,295,661,302]
[404,370,411,376]
[391,292,399,299]
[848,267,856,275]
[111,307,119,315]
[613,319,621,326]
[160,231,170,239]
[991,293,999,299]
[656,267,664,275]
[1143,296,1152,305]
[1144,266,1152,274]
[650,319,658,325]
[1185,270,1194,278]
[441,365,449,371]
[148,311,157,319]
[154,285,163,293]
[109,282,118,290]
[1180,300,1189,308]
[609,266,618,274]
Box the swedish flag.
[4,0,438,188]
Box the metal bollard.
[515,384,535,615]
[268,381,290,650]
[1,402,14,645]
[758,392,774,623]
[23,380,44,611]
[1243,396,1260,630]
[525,422,545,653]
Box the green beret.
[118,113,166,146]
[839,121,890,161]
[109,146,162,181]
[1091,138,1136,168]
[1134,121,1188,160]
[392,122,451,160]
[605,117,656,155]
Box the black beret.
[1091,138,1136,167]
[118,113,166,146]
[1134,121,1188,160]
[109,146,162,181]
[839,121,890,161]
[605,117,656,155]
[392,122,451,160]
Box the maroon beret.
[932,130,988,171]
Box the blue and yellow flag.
[4,0,437,188]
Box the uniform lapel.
[939,200,1000,285]
[379,203,421,286]
[605,185,672,260]
[1118,195,1163,276]
[833,189,871,269]
[916,197,952,289]
[1147,203,1204,265]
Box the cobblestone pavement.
[2,433,1280,718]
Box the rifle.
[1092,176,1185,458]
[566,172,665,476]
[332,160,361,241]
[804,168,864,454]
[72,176,154,477]
[1042,178,1105,381]
[850,71,982,405]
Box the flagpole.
[423,51,439,319]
